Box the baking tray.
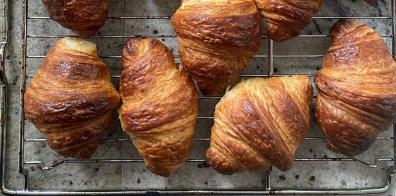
[1,0,396,195]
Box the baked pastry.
[171,0,262,96]
[206,76,313,174]
[119,38,198,177]
[42,0,108,35]
[256,0,324,42]
[24,37,120,159]
[315,20,396,156]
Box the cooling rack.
[1,0,396,195]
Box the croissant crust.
[315,20,396,156]
[172,0,262,96]
[42,0,108,36]
[119,38,198,177]
[256,0,324,41]
[206,76,312,174]
[24,37,120,159]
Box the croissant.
[171,0,262,96]
[315,20,396,156]
[42,0,107,35]
[255,0,324,42]
[206,76,312,174]
[119,38,198,177]
[24,37,120,159]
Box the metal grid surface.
[1,0,396,195]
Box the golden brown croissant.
[171,0,262,96]
[315,20,396,156]
[24,37,120,159]
[119,38,198,177]
[256,0,324,42]
[42,0,107,35]
[206,76,312,174]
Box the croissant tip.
[124,38,166,56]
[329,19,358,41]
[326,142,368,157]
[205,147,244,175]
[59,37,98,56]
[267,30,298,42]
[42,0,107,36]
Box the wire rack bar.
[18,1,29,192]
[25,35,393,39]
[0,0,9,194]
[27,16,393,19]
[21,157,394,171]
[391,0,396,174]
[25,74,317,79]
[25,54,326,59]
[20,136,396,143]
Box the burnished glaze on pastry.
[42,0,108,35]
[315,20,396,156]
[206,76,312,174]
[24,37,120,159]
[119,38,198,177]
[171,0,262,96]
[256,0,324,42]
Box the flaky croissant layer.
[172,0,262,96]
[24,37,120,159]
[315,20,396,156]
[42,0,108,35]
[119,38,198,177]
[256,0,324,41]
[206,76,313,174]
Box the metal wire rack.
[1,0,396,195]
